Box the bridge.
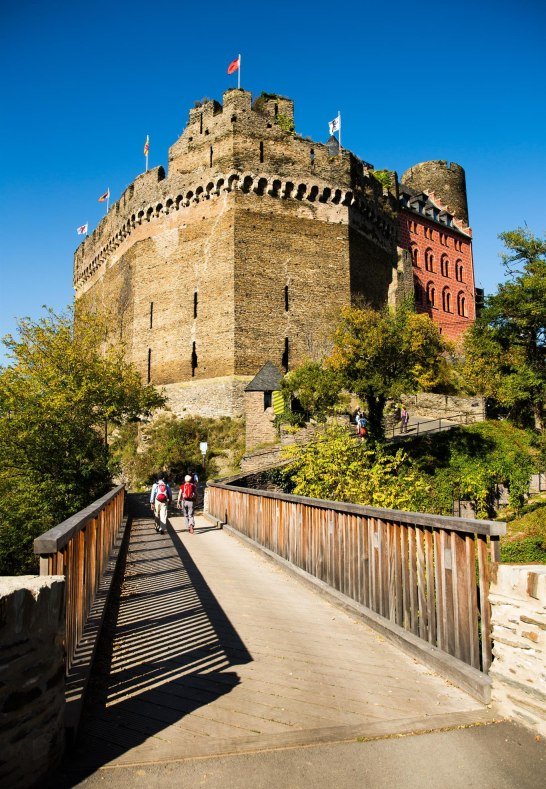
[4,480,545,786]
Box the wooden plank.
[477,534,492,672]
[401,525,410,631]
[388,522,396,622]
[408,526,418,635]
[434,529,445,652]
[466,535,480,670]
[416,527,427,640]
[442,530,455,657]
[451,531,470,664]
[424,528,436,645]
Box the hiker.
[177,474,196,534]
[150,475,172,534]
[400,407,410,434]
[357,413,368,438]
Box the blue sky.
[1,0,545,363]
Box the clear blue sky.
[1,0,545,363]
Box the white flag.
[329,113,341,135]
[77,223,88,235]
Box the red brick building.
[397,161,476,341]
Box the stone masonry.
[0,576,66,788]
[74,90,477,416]
[489,565,546,736]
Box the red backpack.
[182,482,196,501]
[156,481,168,502]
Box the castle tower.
[73,89,405,417]
[401,160,469,226]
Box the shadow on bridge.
[56,494,252,784]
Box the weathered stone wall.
[402,393,485,421]
[245,392,277,451]
[0,576,66,788]
[240,446,283,474]
[401,160,469,225]
[74,88,401,418]
[489,565,546,736]
[161,376,251,418]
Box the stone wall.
[74,88,401,418]
[0,576,66,787]
[245,391,277,451]
[489,565,546,736]
[162,375,251,418]
[402,392,485,421]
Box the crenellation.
[74,88,476,415]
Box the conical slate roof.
[245,362,283,392]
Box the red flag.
[227,56,240,75]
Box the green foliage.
[328,303,450,440]
[500,538,546,563]
[111,413,245,489]
[462,227,546,430]
[0,308,164,574]
[371,170,392,190]
[283,423,430,511]
[280,362,342,423]
[275,113,295,133]
[408,421,539,518]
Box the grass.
[499,493,546,564]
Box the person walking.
[400,407,410,434]
[150,475,172,534]
[178,474,196,534]
[357,412,368,438]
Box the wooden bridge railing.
[207,482,505,674]
[34,485,125,671]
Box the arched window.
[426,282,436,307]
[441,254,449,277]
[457,292,467,317]
[411,246,419,266]
[425,248,434,272]
[455,259,464,281]
[442,287,452,312]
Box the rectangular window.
[149,301,153,329]
[193,291,198,319]
[191,341,197,377]
[147,348,152,383]
[284,285,289,312]
[259,141,264,164]
[282,337,289,373]
[264,391,272,410]
[210,146,213,167]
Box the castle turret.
[401,160,469,225]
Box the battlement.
[74,88,395,292]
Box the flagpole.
[338,111,342,152]
[238,54,241,89]
[106,191,109,214]
[146,151,148,172]
[86,221,89,238]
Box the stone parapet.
[489,565,546,736]
[0,576,66,787]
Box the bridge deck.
[75,498,486,770]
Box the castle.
[74,89,477,417]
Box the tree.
[111,413,245,489]
[280,361,343,423]
[462,228,546,430]
[327,303,450,440]
[283,423,430,511]
[0,308,164,574]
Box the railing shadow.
[55,494,252,784]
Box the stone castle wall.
[489,565,546,736]
[0,576,66,788]
[74,89,402,417]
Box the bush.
[111,414,245,489]
[283,423,431,511]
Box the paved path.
[64,498,492,780]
